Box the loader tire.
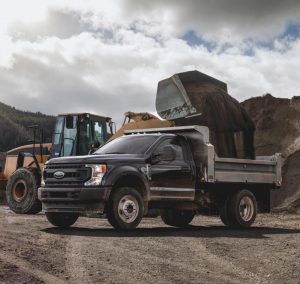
[6,168,42,214]
[161,209,195,227]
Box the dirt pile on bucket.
[242,94,300,209]
[156,71,255,159]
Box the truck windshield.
[95,135,158,155]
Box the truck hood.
[47,154,147,165]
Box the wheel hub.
[118,195,139,223]
[239,196,254,222]
[12,180,28,202]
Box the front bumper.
[38,186,111,214]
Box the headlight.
[84,164,107,186]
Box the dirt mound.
[242,94,300,209]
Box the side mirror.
[152,145,176,162]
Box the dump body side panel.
[213,155,281,185]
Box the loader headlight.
[84,164,107,186]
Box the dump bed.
[210,154,282,185]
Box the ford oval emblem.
[53,171,65,179]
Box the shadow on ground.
[42,225,300,240]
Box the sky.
[0,0,300,126]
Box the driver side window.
[153,138,185,164]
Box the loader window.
[66,115,75,129]
[53,117,64,145]
[78,117,93,155]
[93,121,105,145]
[106,120,114,135]
[51,116,65,157]
[62,116,77,156]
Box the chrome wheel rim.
[239,196,254,222]
[12,180,27,202]
[117,195,139,223]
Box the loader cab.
[51,113,114,158]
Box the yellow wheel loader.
[0,113,114,214]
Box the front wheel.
[107,187,144,230]
[228,190,257,228]
[161,209,195,227]
[45,212,79,228]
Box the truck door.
[149,137,195,201]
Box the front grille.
[42,190,80,199]
[44,163,91,188]
[45,171,85,179]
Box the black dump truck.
[38,126,282,230]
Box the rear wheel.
[107,187,144,230]
[6,168,41,214]
[228,190,257,228]
[161,209,195,227]
[219,197,231,226]
[45,212,79,228]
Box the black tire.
[227,190,257,228]
[219,196,231,226]
[45,212,79,228]
[161,209,195,227]
[107,187,144,230]
[6,168,41,214]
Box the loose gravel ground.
[0,206,299,284]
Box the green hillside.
[0,102,55,152]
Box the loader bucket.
[156,71,227,120]
[156,70,255,158]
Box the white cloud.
[122,0,300,42]
[0,1,299,127]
